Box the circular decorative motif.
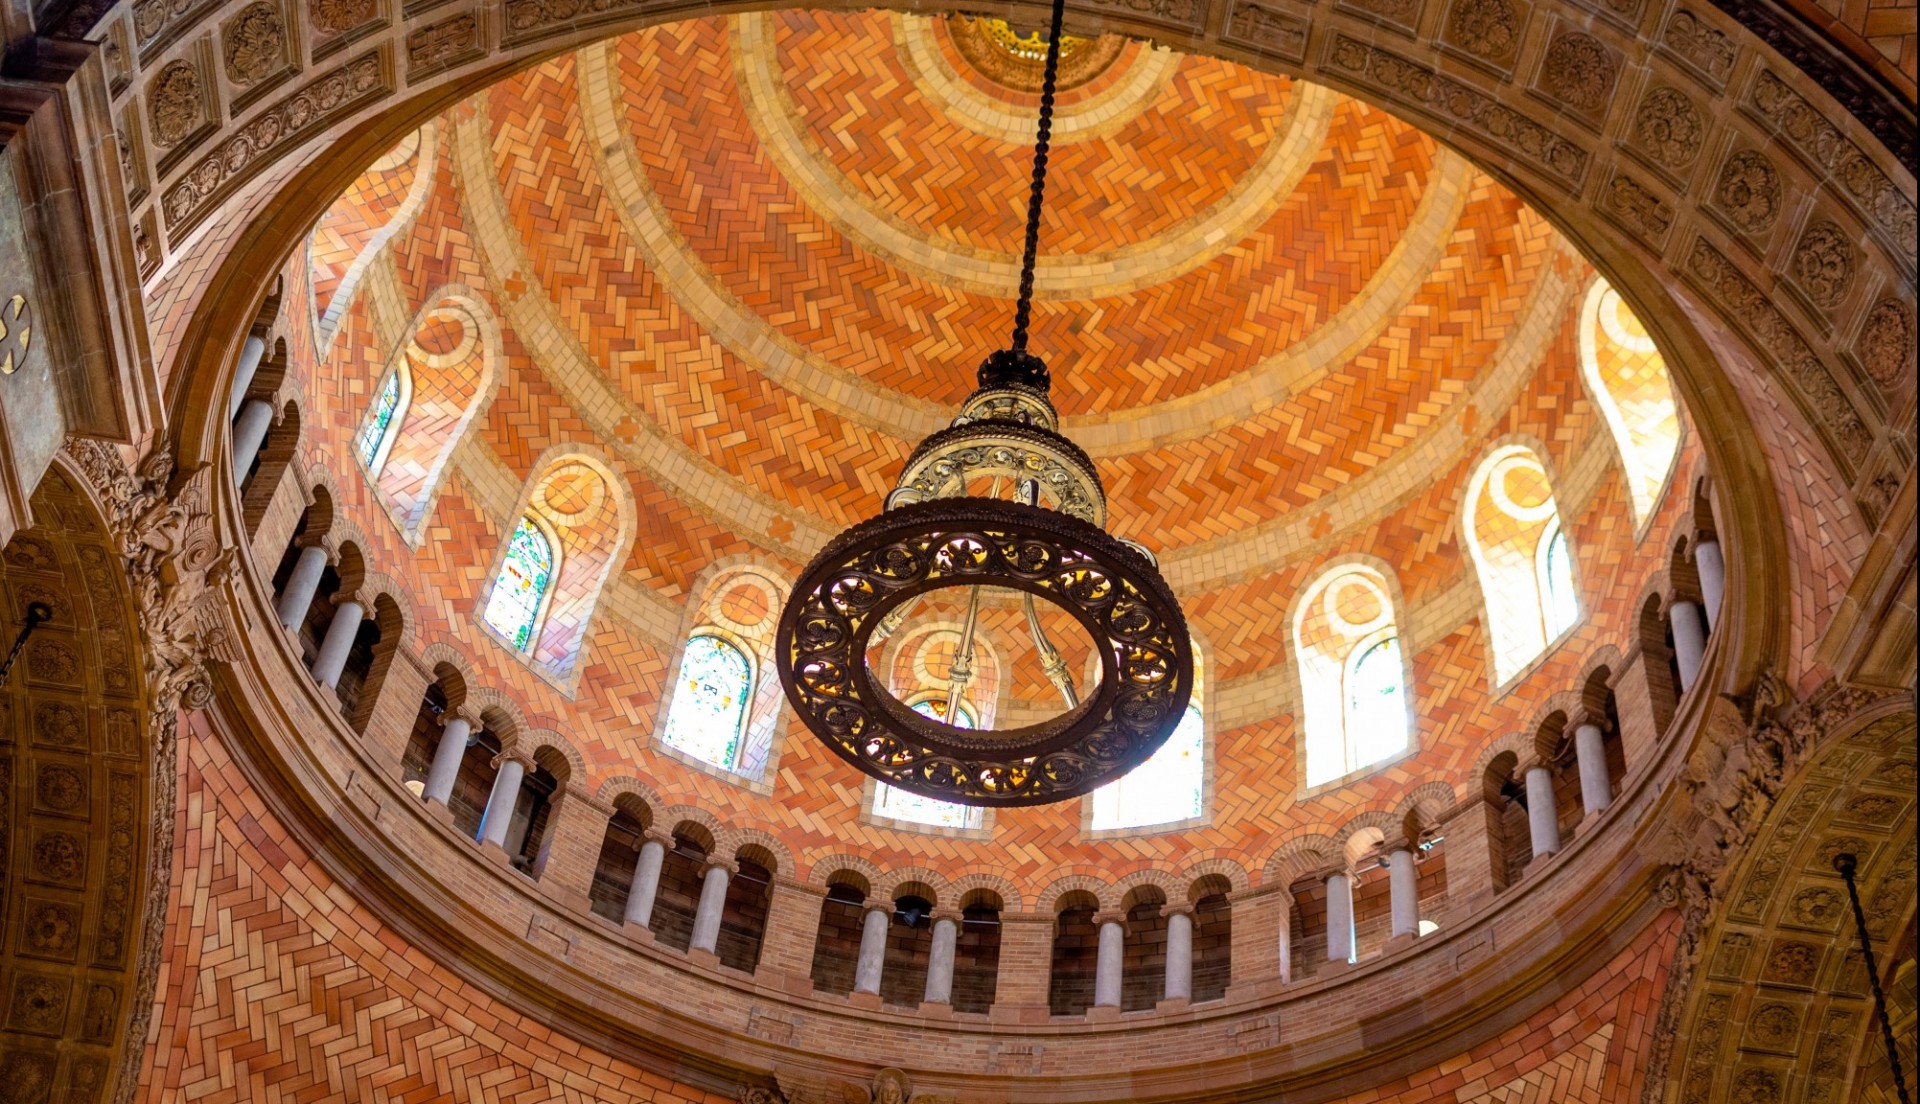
[1715,151,1782,234]
[1541,33,1616,111]
[946,16,1125,93]
[777,497,1193,806]
[1449,0,1519,61]
[1857,298,1916,387]
[223,2,286,85]
[31,833,83,882]
[1632,87,1702,170]
[1792,220,1854,309]
[148,61,204,147]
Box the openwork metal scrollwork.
[778,498,1192,805]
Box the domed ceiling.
[283,7,1699,887]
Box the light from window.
[1092,706,1203,830]
[1577,280,1681,524]
[874,700,981,828]
[660,634,753,770]
[356,368,403,471]
[1345,637,1408,771]
[1417,919,1439,937]
[482,517,554,651]
[1541,524,1579,639]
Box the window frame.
[355,361,412,477]
[1086,703,1208,836]
[657,628,758,773]
[1535,517,1581,643]
[480,514,560,656]
[1338,628,1412,781]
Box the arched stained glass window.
[872,699,982,829]
[1577,279,1681,525]
[482,517,554,651]
[356,367,405,472]
[1541,523,1580,639]
[1345,636,1408,770]
[1091,706,1204,830]
[660,634,753,770]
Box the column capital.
[329,588,371,611]
[701,857,738,876]
[930,908,965,925]
[441,706,482,730]
[642,827,678,849]
[294,533,336,557]
[1160,902,1195,920]
[864,899,895,916]
[490,748,537,771]
[1092,909,1127,927]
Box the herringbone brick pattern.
[309,132,427,325]
[264,8,1703,908]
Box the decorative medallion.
[1791,220,1854,309]
[147,60,204,147]
[223,1,286,84]
[1540,32,1616,110]
[1714,150,1782,234]
[946,16,1123,92]
[1857,298,1916,387]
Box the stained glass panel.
[356,369,402,470]
[1346,637,1407,771]
[660,635,753,769]
[1092,706,1203,830]
[481,518,554,651]
[1543,526,1580,639]
[873,701,980,829]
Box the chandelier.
[775,0,1194,806]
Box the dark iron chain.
[1835,853,1913,1104]
[1009,0,1070,355]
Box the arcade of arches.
[0,0,1911,1098]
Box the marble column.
[1387,847,1420,940]
[1573,722,1612,814]
[1525,765,1561,858]
[310,598,366,688]
[229,333,267,420]
[273,543,329,632]
[231,399,275,478]
[1671,599,1707,691]
[1694,539,1725,629]
[1324,872,1355,964]
[623,831,672,930]
[1163,905,1194,1002]
[476,753,528,847]
[690,862,732,954]
[421,712,472,806]
[924,911,960,1005]
[1093,912,1125,1009]
[854,903,891,996]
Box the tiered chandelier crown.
[775,0,1194,806]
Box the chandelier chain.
[1010,0,1070,356]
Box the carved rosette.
[1856,299,1916,388]
[1790,220,1855,309]
[223,1,287,85]
[1539,32,1616,111]
[1713,150,1782,234]
[147,61,205,147]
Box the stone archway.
[0,461,152,1104]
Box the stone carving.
[1788,885,1842,925]
[1683,239,1871,464]
[1731,1068,1781,1104]
[1604,174,1672,240]
[132,218,155,274]
[1448,0,1519,61]
[147,61,204,148]
[4,535,55,569]
[738,1087,787,1104]
[1337,0,1420,29]
[27,641,78,683]
[1662,10,1735,81]
[35,763,85,813]
[1632,87,1702,170]
[0,1053,55,1102]
[22,900,79,959]
[873,1070,956,1104]
[406,13,479,74]
[1751,71,1918,268]
[1713,151,1782,234]
[105,709,137,756]
[1747,1002,1799,1048]
[1840,791,1901,822]
[1328,38,1588,184]
[32,702,85,749]
[311,0,376,35]
[1540,33,1616,111]
[31,831,83,882]
[1791,221,1854,309]
[132,0,197,45]
[82,983,117,1043]
[160,51,388,230]
[8,973,70,1035]
[1224,0,1308,61]
[1083,0,1207,26]
[96,772,138,965]
[223,2,287,85]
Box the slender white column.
[924,913,959,1004]
[1694,540,1725,630]
[1163,907,1193,1001]
[274,544,329,632]
[1388,849,1420,939]
[1093,914,1125,1008]
[228,334,267,420]
[1525,766,1561,858]
[690,863,731,953]
[310,600,366,688]
[1324,873,1355,964]
[231,399,275,478]
[477,754,527,847]
[421,715,471,805]
[623,834,669,928]
[1574,723,1612,814]
[854,904,891,995]
[1671,600,1707,691]
[1277,904,1293,985]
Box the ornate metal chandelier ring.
[886,421,1107,524]
[777,498,1194,806]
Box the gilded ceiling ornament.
[777,0,1193,806]
[946,15,1122,93]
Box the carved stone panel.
[1659,8,1737,87]
[1740,998,1805,1055]
[1535,29,1618,115]
[1855,298,1916,390]
[5,971,71,1036]
[1788,219,1856,313]
[222,1,294,104]
[1710,148,1784,237]
[405,12,483,78]
[311,0,381,53]
[1628,85,1705,179]
[16,897,83,963]
[1441,0,1529,72]
[1222,0,1309,63]
[1332,0,1422,37]
[1600,170,1674,247]
[146,59,208,150]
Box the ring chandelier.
[776,0,1195,806]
